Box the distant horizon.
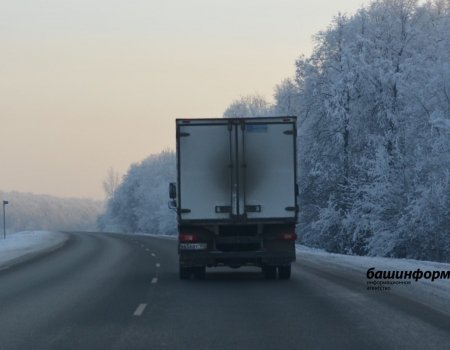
[0,188,106,201]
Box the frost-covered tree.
[291,0,450,261]
[0,191,103,232]
[102,167,121,199]
[98,150,177,235]
[273,78,302,116]
[223,94,274,118]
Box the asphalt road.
[0,232,449,350]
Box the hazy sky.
[1,0,370,200]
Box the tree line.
[0,191,103,233]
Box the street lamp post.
[3,200,8,239]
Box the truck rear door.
[177,117,297,222]
[241,120,297,220]
[177,121,231,221]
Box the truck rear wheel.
[263,266,277,280]
[193,266,206,280]
[179,265,191,280]
[278,265,291,280]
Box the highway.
[0,232,449,350]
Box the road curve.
[0,232,448,350]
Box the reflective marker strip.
[133,304,147,316]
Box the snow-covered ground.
[0,231,67,269]
[296,245,450,316]
[135,232,177,240]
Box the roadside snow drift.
[0,231,67,268]
[296,245,450,316]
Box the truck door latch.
[215,206,231,213]
[245,205,261,213]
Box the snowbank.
[296,244,450,316]
[0,231,67,269]
[136,232,177,240]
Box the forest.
[99,0,450,262]
[1,191,103,232]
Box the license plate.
[179,243,207,250]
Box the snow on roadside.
[296,244,450,316]
[0,231,67,268]
[136,232,177,240]
[115,232,178,240]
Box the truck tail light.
[280,232,297,241]
[179,232,198,242]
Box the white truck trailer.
[169,117,298,279]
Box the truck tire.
[263,266,277,280]
[278,265,291,280]
[193,266,206,280]
[179,265,191,280]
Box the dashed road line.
[151,253,156,257]
[156,263,160,268]
[133,303,147,316]
[151,277,158,284]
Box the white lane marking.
[145,248,150,251]
[156,263,160,268]
[133,303,147,316]
[151,253,156,257]
[151,277,158,284]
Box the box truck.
[169,117,298,279]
